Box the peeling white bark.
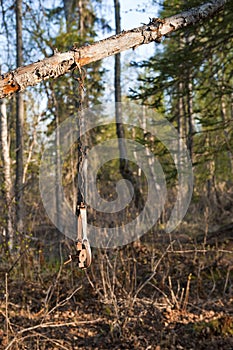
[0,0,226,99]
[0,99,14,249]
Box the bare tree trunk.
[63,0,74,31]
[187,77,194,160]
[0,0,226,99]
[114,0,144,210]
[15,0,24,233]
[47,83,62,231]
[176,80,185,223]
[184,33,195,161]
[78,0,84,36]
[55,98,62,230]
[220,92,233,171]
[0,99,14,250]
[114,0,127,167]
[219,62,233,171]
[22,117,38,184]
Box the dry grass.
[0,225,232,349]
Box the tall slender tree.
[15,0,24,234]
[0,98,14,249]
[114,0,127,167]
[114,0,144,210]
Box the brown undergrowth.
[0,228,232,349]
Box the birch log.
[0,0,226,99]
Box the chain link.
[64,64,91,269]
[73,65,87,205]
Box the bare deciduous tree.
[0,99,14,249]
[15,0,24,233]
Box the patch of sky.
[96,0,161,103]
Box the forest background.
[0,0,232,349]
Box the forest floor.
[0,225,233,349]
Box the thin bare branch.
[4,318,104,350]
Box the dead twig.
[4,318,104,350]
[45,285,82,317]
[132,241,175,304]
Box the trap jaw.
[76,202,92,269]
[64,203,92,269]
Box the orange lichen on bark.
[1,76,20,96]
